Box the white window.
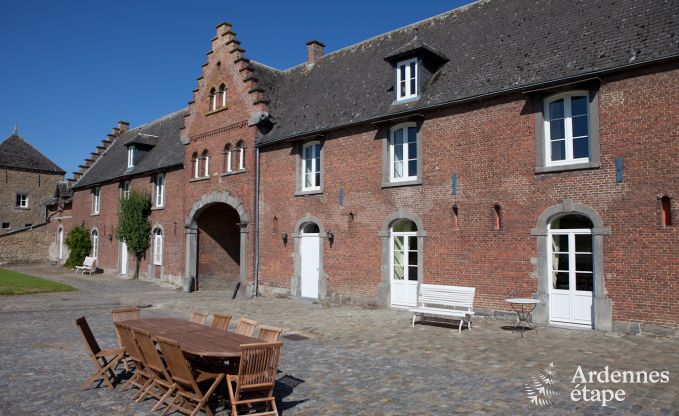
[544,92,590,166]
[153,228,163,265]
[192,153,199,178]
[127,146,134,168]
[154,174,165,207]
[203,151,210,177]
[237,141,245,170]
[209,88,217,111]
[121,181,131,199]
[219,84,227,108]
[92,187,100,214]
[91,229,99,259]
[15,193,28,208]
[225,145,232,172]
[389,123,418,182]
[396,58,418,101]
[301,142,321,191]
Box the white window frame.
[153,228,163,265]
[238,143,245,170]
[127,146,134,168]
[121,180,131,199]
[92,187,100,214]
[210,90,217,111]
[225,146,232,172]
[389,123,418,182]
[390,225,419,282]
[220,85,227,107]
[91,230,99,259]
[396,58,418,101]
[301,141,321,191]
[203,154,210,177]
[193,154,199,178]
[544,91,590,167]
[15,193,28,208]
[154,174,165,207]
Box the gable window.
[154,174,165,208]
[389,123,418,182]
[396,58,418,101]
[121,181,131,199]
[153,228,163,265]
[1,222,9,229]
[301,141,321,191]
[92,187,100,214]
[219,84,227,108]
[209,88,217,111]
[127,146,135,168]
[201,150,210,177]
[91,229,99,259]
[15,193,28,208]
[192,152,199,178]
[224,144,232,173]
[237,140,245,170]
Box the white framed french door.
[57,227,64,260]
[548,228,593,327]
[120,241,128,276]
[390,231,418,307]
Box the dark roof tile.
[0,133,65,174]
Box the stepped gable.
[73,109,187,189]
[256,0,679,145]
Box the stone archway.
[184,191,249,293]
[531,198,612,330]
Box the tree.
[64,224,91,269]
[116,190,152,278]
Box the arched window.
[219,84,227,108]
[91,229,99,259]
[237,140,245,170]
[302,222,320,234]
[201,150,209,177]
[153,228,163,266]
[209,88,217,111]
[224,144,232,173]
[661,196,673,226]
[191,152,199,178]
[493,204,503,230]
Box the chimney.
[306,40,325,65]
[118,121,130,133]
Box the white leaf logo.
[525,362,561,407]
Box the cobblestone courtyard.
[0,264,677,415]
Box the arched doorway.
[185,192,249,293]
[299,222,321,299]
[57,226,64,260]
[390,219,419,307]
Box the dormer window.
[127,146,134,168]
[396,58,418,101]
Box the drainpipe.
[253,146,260,297]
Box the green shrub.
[64,224,91,269]
[117,190,152,278]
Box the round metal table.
[505,298,541,337]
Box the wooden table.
[122,318,262,358]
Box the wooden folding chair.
[235,317,258,337]
[190,311,209,325]
[75,317,125,390]
[115,322,153,398]
[155,336,224,416]
[227,342,283,416]
[256,325,283,343]
[210,313,232,331]
[112,307,141,371]
[132,328,175,410]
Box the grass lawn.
[0,268,77,295]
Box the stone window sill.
[381,179,422,189]
[91,213,100,217]
[189,176,210,183]
[14,207,30,210]
[151,206,165,211]
[221,169,246,177]
[294,189,323,197]
[391,96,420,106]
[205,106,228,116]
[535,162,600,174]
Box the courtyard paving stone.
[0,264,677,415]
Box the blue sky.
[0,0,470,176]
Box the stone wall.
[0,169,64,235]
[0,223,53,264]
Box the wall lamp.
[327,231,335,247]
[281,232,288,246]
[108,234,113,242]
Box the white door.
[300,232,320,299]
[390,231,419,307]
[57,228,64,260]
[121,241,128,276]
[548,229,593,327]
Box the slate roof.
[257,0,679,145]
[0,133,65,174]
[73,109,187,188]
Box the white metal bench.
[410,284,476,333]
[75,256,96,274]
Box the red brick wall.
[258,62,679,326]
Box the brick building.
[64,0,678,333]
[0,129,65,234]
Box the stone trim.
[291,214,327,300]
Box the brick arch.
[184,191,249,294]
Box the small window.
[452,205,459,229]
[121,181,131,199]
[219,84,227,108]
[15,193,28,208]
[237,140,245,170]
[544,92,590,166]
[153,228,163,265]
[24,224,32,228]
[302,222,320,234]
[154,174,165,207]
[224,144,232,173]
[1,222,9,229]
[661,196,673,227]
[389,123,418,182]
[192,152,199,178]
[301,142,321,191]
[127,146,134,168]
[493,204,503,230]
[396,58,418,101]
[92,187,100,214]
[201,150,209,177]
[209,88,217,111]
[91,229,99,259]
